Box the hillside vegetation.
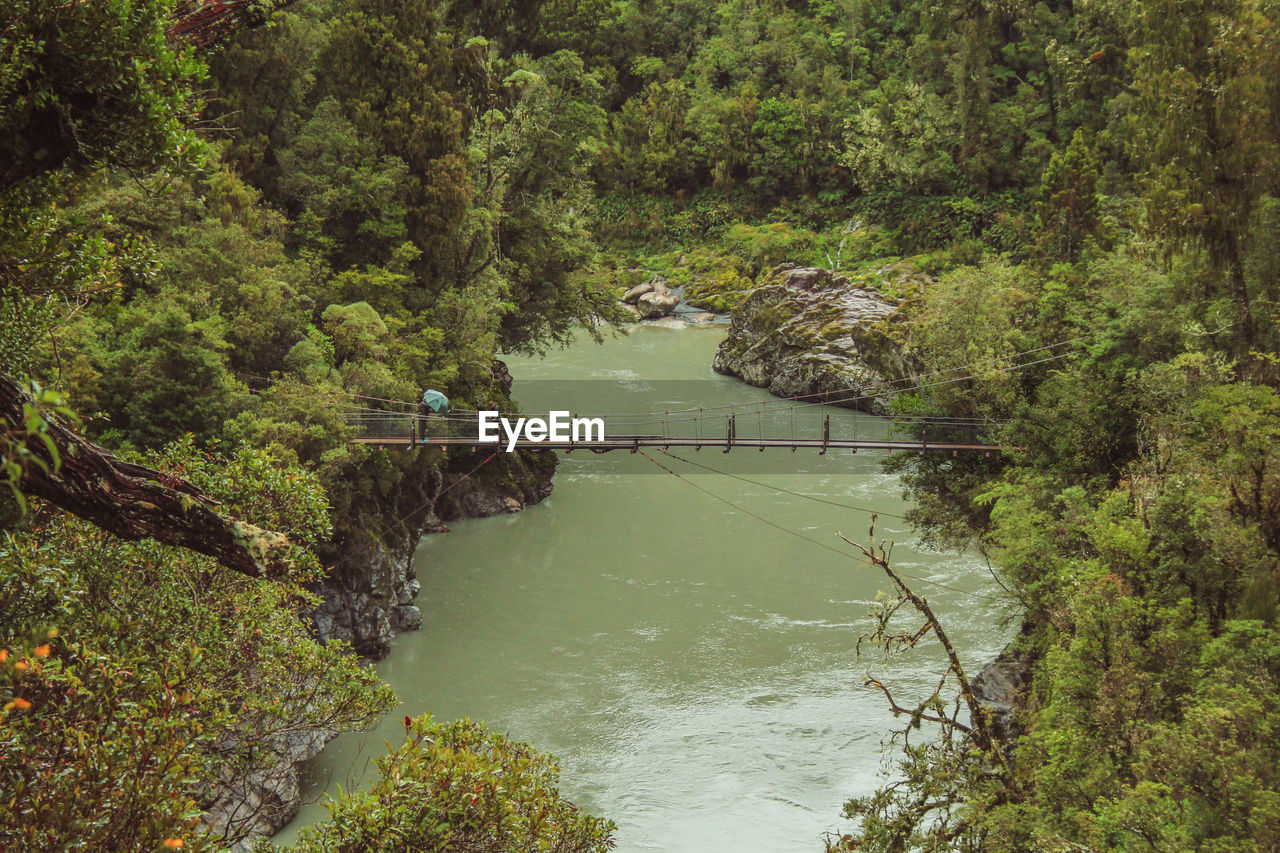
[2,0,1278,850]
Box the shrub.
[291,715,615,853]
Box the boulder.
[637,287,681,319]
[971,643,1035,758]
[622,281,656,304]
[203,720,338,850]
[712,264,919,414]
[781,266,832,292]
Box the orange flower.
[3,698,32,712]
[163,840,185,849]
[33,645,51,658]
[13,660,28,673]
[0,649,8,663]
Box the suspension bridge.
[345,407,1009,455]
[309,336,1081,458]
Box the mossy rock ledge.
[712,264,914,414]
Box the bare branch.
[864,672,972,733]
[844,514,1009,772]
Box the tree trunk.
[2,374,294,580]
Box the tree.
[0,375,298,580]
[276,98,412,270]
[1036,129,1103,261]
[319,0,470,291]
[831,522,1011,852]
[0,439,395,848]
[1127,0,1280,346]
[461,48,620,352]
[0,0,205,192]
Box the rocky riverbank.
[971,639,1035,759]
[710,264,1036,768]
[207,360,561,845]
[618,272,725,326]
[313,446,556,660]
[206,446,557,846]
[712,264,920,413]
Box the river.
[277,323,1011,851]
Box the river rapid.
[278,323,1011,851]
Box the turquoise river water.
[277,323,1011,851]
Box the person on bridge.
[417,389,451,442]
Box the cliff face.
[314,446,557,660]
[212,445,557,846]
[205,723,336,851]
[712,264,919,413]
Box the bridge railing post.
[725,414,734,453]
[820,414,830,455]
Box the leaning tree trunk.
[2,374,294,580]
[168,1,296,49]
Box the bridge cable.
[281,333,1084,417]
[656,449,909,520]
[370,451,500,541]
[637,450,1006,603]
[587,336,1087,417]
[253,340,1073,426]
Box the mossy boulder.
[712,264,920,414]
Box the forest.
[1,0,1278,850]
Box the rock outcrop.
[313,358,557,660]
[620,274,682,320]
[205,724,335,851]
[971,642,1035,759]
[712,264,916,414]
[636,287,681,319]
[622,279,656,303]
[312,456,556,660]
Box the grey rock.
[972,644,1035,757]
[202,713,339,850]
[313,610,333,642]
[393,604,423,632]
[713,265,918,414]
[618,302,642,321]
[641,315,690,329]
[637,287,681,319]
[398,578,420,605]
[434,442,558,522]
[207,359,562,848]
[781,266,832,292]
[622,281,655,303]
[312,361,557,661]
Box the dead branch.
[843,515,1009,772]
[864,672,972,733]
[168,1,297,50]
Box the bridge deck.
[351,436,1006,453]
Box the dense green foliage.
[825,2,1280,847]
[0,441,394,849]
[1,0,618,848]
[292,715,615,852]
[4,0,1280,849]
